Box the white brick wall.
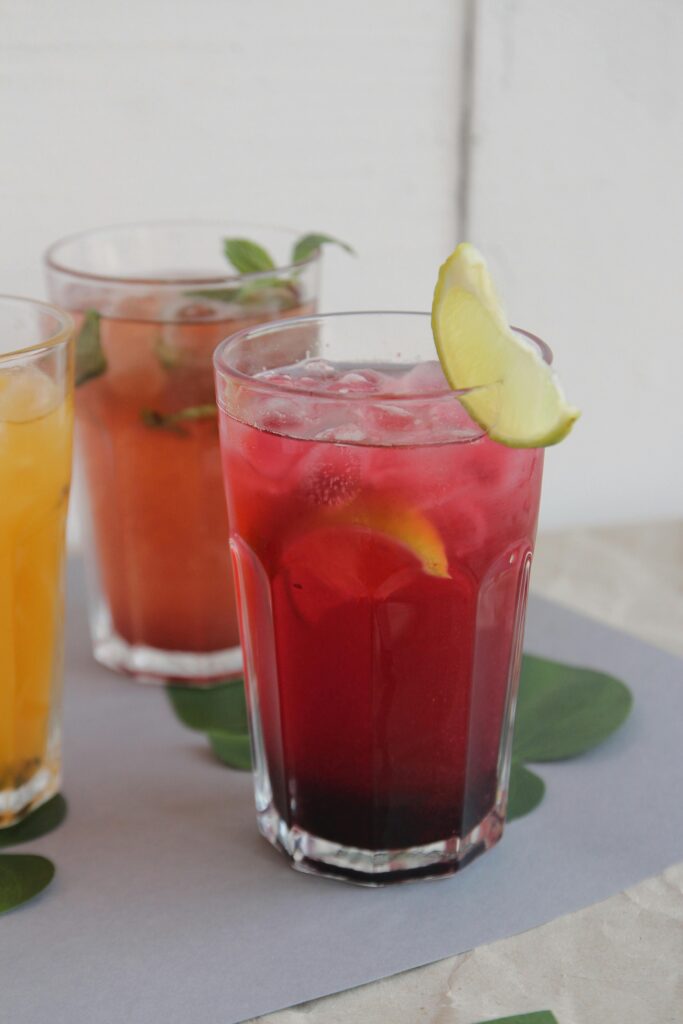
[1,0,462,310]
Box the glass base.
[0,762,60,829]
[93,626,243,686]
[257,802,505,886]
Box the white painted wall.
[467,0,683,529]
[1,0,462,311]
[2,0,682,530]
[2,0,463,546]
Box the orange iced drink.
[75,301,311,660]
[45,222,322,684]
[0,300,73,826]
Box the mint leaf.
[235,279,300,310]
[208,730,252,770]
[186,280,300,313]
[165,404,217,424]
[507,763,545,822]
[154,338,185,371]
[184,287,243,304]
[513,655,633,763]
[140,408,184,433]
[75,309,106,386]
[478,1013,558,1024]
[217,232,353,311]
[185,280,296,307]
[0,854,55,914]
[224,238,276,274]
[292,233,355,264]
[167,678,247,734]
[140,404,217,433]
[0,795,67,848]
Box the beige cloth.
[251,521,683,1024]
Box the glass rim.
[0,294,73,362]
[43,219,321,287]
[214,310,553,404]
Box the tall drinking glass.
[0,297,73,827]
[45,223,320,685]
[215,312,546,883]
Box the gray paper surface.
[1,560,682,1024]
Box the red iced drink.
[215,313,544,881]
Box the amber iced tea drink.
[45,223,319,683]
[0,298,73,826]
[215,312,545,883]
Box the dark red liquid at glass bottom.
[226,413,542,853]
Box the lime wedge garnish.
[432,243,580,447]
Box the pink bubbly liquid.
[219,358,543,852]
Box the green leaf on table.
[478,1013,558,1024]
[291,233,355,264]
[506,763,545,822]
[224,238,276,274]
[75,309,106,386]
[168,679,251,771]
[167,677,248,734]
[0,854,55,914]
[140,404,217,434]
[506,655,633,824]
[208,730,252,771]
[0,795,67,848]
[513,654,633,763]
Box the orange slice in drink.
[324,497,450,579]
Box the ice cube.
[328,370,382,394]
[332,424,368,443]
[399,361,449,393]
[429,397,484,442]
[0,367,60,423]
[258,370,293,386]
[244,430,304,482]
[301,447,362,507]
[303,359,336,379]
[366,403,414,433]
[256,397,305,436]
